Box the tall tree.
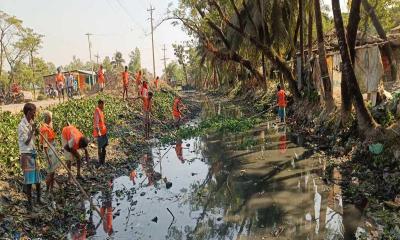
[173,43,188,86]
[341,0,362,118]
[112,51,125,70]
[0,11,23,80]
[24,28,43,98]
[128,47,141,73]
[314,0,334,108]
[361,0,397,82]
[65,55,84,71]
[331,0,377,131]
[307,0,313,59]
[299,0,305,89]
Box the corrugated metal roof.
[43,69,96,78]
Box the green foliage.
[49,94,128,139]
[161,115,258,143]
[0,111,22,174]
[0,91,178,176]
[128,47,141,73]
[164,61,185,84]
[151,91,175,122]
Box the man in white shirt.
[18,103,42,209]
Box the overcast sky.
[0,0,347,74]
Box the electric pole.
[161,44,169,81]
[85,33,95,87]
[147,5,156,78]
[94,53,100,65]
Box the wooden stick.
[38,131,102,217]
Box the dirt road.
[1,98,66,114]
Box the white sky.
[0,0,189,75]
[0,0,348,74]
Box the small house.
[43,70,97,91]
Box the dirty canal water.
[70,97,362,240]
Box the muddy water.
[71,99,361,240]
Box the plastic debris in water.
[368,143,383,155]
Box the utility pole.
[147,5,156,78]
[94,53,100,65]
[85,33,95,87]
[161,44,169,81]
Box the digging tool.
[38,131,102,218]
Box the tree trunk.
[262,53,267,90]
[182,63,188,86]
[299,0,304,89]
[341,0,362,118]
[314,0,334,109]
[308,0,313,59]
[362,0,397,82]
[332,0,377,131]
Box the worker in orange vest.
[39,111,60,193]
[154,76,160,90]
[172,95,186,128]
[55,68,65,102]
[122,66,130,100]
[97,65,105,92]
[93,99,108,164]
[277,85,287,123]
[140,80,149,98]
[62,125,89,181]
[141,91,153,139]
[134,70,142,96]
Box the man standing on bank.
[18,103,42,209]
[93,99,108,165]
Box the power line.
[147,4,156,78]
[115,0,147,35]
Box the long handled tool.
[38,132,102,217]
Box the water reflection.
[81,99,362,239]
[175,139,184,163]
[99,179,114,236]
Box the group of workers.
[17,65,187,210]
[55,68,78,102]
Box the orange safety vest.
[98,69,105,84]
[277,90,286,107]
[56,73,64,86]
[93,107,107,137]
[173,98,181,118]
[143,97,151,112]
[62,125,84,151]
[122,71,129,86]
[40,123,56,144]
